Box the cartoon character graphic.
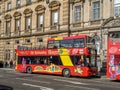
[46,64,61,72]
[22,57,26,72]
[109,55,116,78]
[109,55,120,78]
[75,68,83,74]
[114,58,120,76]
[75,66,83,74]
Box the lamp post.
[100,26,103,49]
[68,0,71,37]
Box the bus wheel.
[62,69,71,77]
[26,67,32,74]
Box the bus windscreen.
[109,32,120,42]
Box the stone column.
[110,0,113,17]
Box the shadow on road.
[31,71,107,79]
[109,79,120,82]
[0,85,13,90]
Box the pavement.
[0,68,15,71]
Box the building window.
[114,0,120,16]
[7,2,12,10]
[6,21,11,35]
[25,16,31,30]
[93,1,100,20]
[13,49,16,61]
[6,41,10,45]
[16,0,20,7]
[25,39,30,43]
[74,5,81,23]
[49,1,60,28]
[37,14,43,29]
[37,38,43,43]
[91,35,100,54]
[52,10,58,26]
[15,40,19,44]
[5,50,10,61]
[15,19,20,33]
[24,9,33,32]
[35,5,45,31]
[26,0,31,4]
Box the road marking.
[54,79,88,85]
[23,83,54,90]
[16,78,50,84]
[66,85,100,90]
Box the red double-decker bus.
[107,32,120,80]
[16,35,98,77]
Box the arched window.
[13,12,21,35]
[13,49,16,61]
[49,1,61,29]
[35,5,45,31]
[91,35,101,54]
[4,14,12,36]
[5,49,10,61]
[24,8,33,32]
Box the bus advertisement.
[16,35,98,77]
[107,32,120,80]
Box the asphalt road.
[0,68,120,90]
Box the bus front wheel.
[26,67,32,74]
[62,69,71,77]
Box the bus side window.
[53,45,57,48]
[47,57,52,65]
[44,57,47,65]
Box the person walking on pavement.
[10,60,13,68]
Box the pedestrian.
[5,61,8,68]
[22,57,26,72]
[13,60,16,69]
[10,60,13,68]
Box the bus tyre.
[62,69,70,77]
[26,67,32,74]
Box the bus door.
[72,55,90,76]
[73,49,97,76]
[88,48,98,75]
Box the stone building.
[0,0,119,68]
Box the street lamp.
[100,26,103,49]
[68,0,71,37]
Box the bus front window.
[60,40,73,48]
[109,32,120,42]
[73,38,84,48]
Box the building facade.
[0,0,119,67]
